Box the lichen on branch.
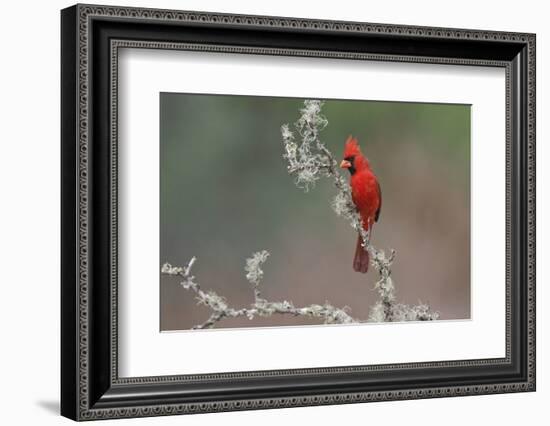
[162,251,357,329]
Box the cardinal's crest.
[343,135,361,158]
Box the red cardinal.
[340,136,381,273]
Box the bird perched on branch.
[340,136,381,273]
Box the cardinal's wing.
[374,180,382,222]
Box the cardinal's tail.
[353,234,369,273]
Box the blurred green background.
[160,93,470,331]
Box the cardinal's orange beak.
[340,160,351,169]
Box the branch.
[162,251,357,329]
[281,100,439,322]
[161,99,439,329]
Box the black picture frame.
[61,3,536,421]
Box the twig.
[162,252,356,329]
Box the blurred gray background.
[160,93,470,331]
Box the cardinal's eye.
[344,156,354,162]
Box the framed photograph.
[61,4,536,421]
